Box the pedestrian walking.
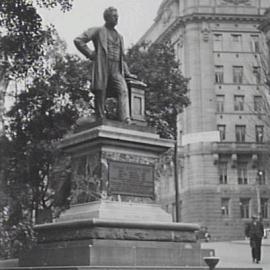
[245,215,264,264]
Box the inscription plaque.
[108,160,154,198]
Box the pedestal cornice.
[35,218,199,232]
[59,123,175,154]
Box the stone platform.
[56,201,172,223]
[20,211,205,267]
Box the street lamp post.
[255,177,261,217]
[0,45,9,136]
[0,60,9,136]
[256,170,265,217]
[174,139,179,222]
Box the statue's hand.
[87,51,96,61]
[125,73,137,80]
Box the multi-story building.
[140,0,270,240]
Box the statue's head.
[103,7,118,27]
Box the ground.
[202,238,270,269]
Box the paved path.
[202,239,270,269]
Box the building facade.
[140,0,270,240]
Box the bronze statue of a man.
[74,7,135,123]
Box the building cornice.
[155,13,265,43]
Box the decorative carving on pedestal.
[71,152,102,204]
[70,148,160,204]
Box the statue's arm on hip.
[74,27,98,60]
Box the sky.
[38,0,163,55]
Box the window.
[231,34,242,51]
[234,95,244,111]
[255,126,264,143]
[216,95,225,113]
[232,34,241,42]
[214,34,223,51]
[240,198,250,218]
[254,96,263,112]
[218,162,227,184]
[253,66,261,84]
[261,198,268,219]
[221,198,230,216]
[250,35,260,53]
[233,66,243,84]
[235,125,246,142]
[237,162,248,184]
[215,65,224,83]
[218,125,226,141]
[257,170,265,185]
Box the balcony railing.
[212,142,269,154]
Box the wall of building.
[141,0,270,240]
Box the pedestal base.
[19,201,208,267]
[21,239,207,267]
[57,201,172,223]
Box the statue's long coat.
[74,26,126,97]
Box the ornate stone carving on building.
[162,7,173,25]
[201,22,211,42]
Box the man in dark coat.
[245,215,264,264]
[74,6,135,123]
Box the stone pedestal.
[20,120,208,268]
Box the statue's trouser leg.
[94,90,106,120]
[108,61,130,122]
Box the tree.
[0,0,73,76]
[0,50,92,258]
[126,42,190,222]
[126,42,190,139]
[0,0,74,138]
[0,2,78,252]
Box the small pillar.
[127,78,147,124]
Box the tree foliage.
[0,52,91,258]
[0,0,73,77]
[126,42,190,139]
